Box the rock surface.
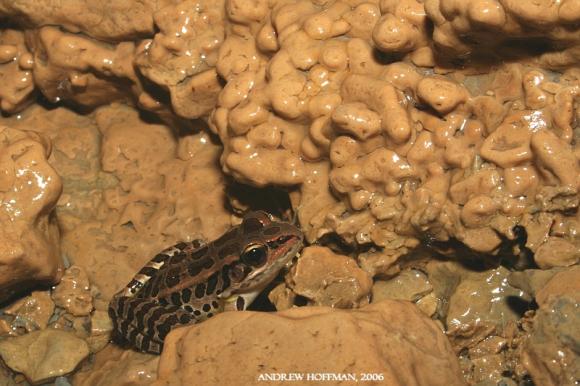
[0,126,63,303]
[0,329,89,385]
[154,301,466,386]
[285,246,373,308]
[51,265,93,316]
[3,290,55,333]
[522,267,580,386]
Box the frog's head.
[218,211,303,301]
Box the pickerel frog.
[108,211,303,354]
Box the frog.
[108,211,303,354]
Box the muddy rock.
[0,126,63,303]
[73,346,158,386]
[155,301,466,386]
[52,265,93,316]
[534,237,580,269]
[85,310,113,353]
[0,0,161,41]
[0,30,34,113]
[286,246,372,308]
[3,291,55,333]
[521,294,579,386]
[508,268,565,299]
[535,265,580,308]
[372,269,432,302]
[428,262,529,350]
[0,329,89,385]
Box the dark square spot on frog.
[242,217,265,233]
[203,258,215,270]
[152,253,169,263]
[202,304,211,312]
[236,296,245,310]
[206,272,219,295]
[138,266,158,277]
[170,292,182,305]
[147,307,168,331]
[157,323,170,338]
[135,302,157,328]
[181,288,192,303]
[179,314,192,324]
[190,245,209,260]
[169,251,188,264]
[195,283,206,298]
[164,269,181,288]
[187,263,202,277]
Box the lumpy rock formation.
[0,0,578,384]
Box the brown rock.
[0,329,89,385]
[85,310,113,353]
[135,0,225,119]
[372,269,432,302]
[73,346,158,386]
[155,301,466,386]
[0,30,34,114]
[3,291,55,332]
[52,265,93,317]
[0,0,161,40]
[0,126,63,303]
[287,246,372,308]
[535,265,580,307]
[428,262,530,350]
[534,237,580,269]
[521,294,579,386]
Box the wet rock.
[0,0,160,41]
[534,237,580,269]
[0,127,63,303]
[86,310,113,353]
[521,295,579,386]
[73,346,158,386]
[268,283,296,311]
[156,301,466,386]
[428,262,530,350]
[52,265,93,316]
[286,246,372,308]
[0,329,89,385]
[3,291,55,332]
[535,266,580,308]
[415,292,439,317]
[447,266,529,349]
[372,269,432,302]
[508,268,565,299]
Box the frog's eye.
[241,244,268,267]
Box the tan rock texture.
[0,0,577,384]
[155,301,466,386]
[284,246,373,308]
[0,126,63,303]
[0,329,89,385]
[522,267,580,386]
